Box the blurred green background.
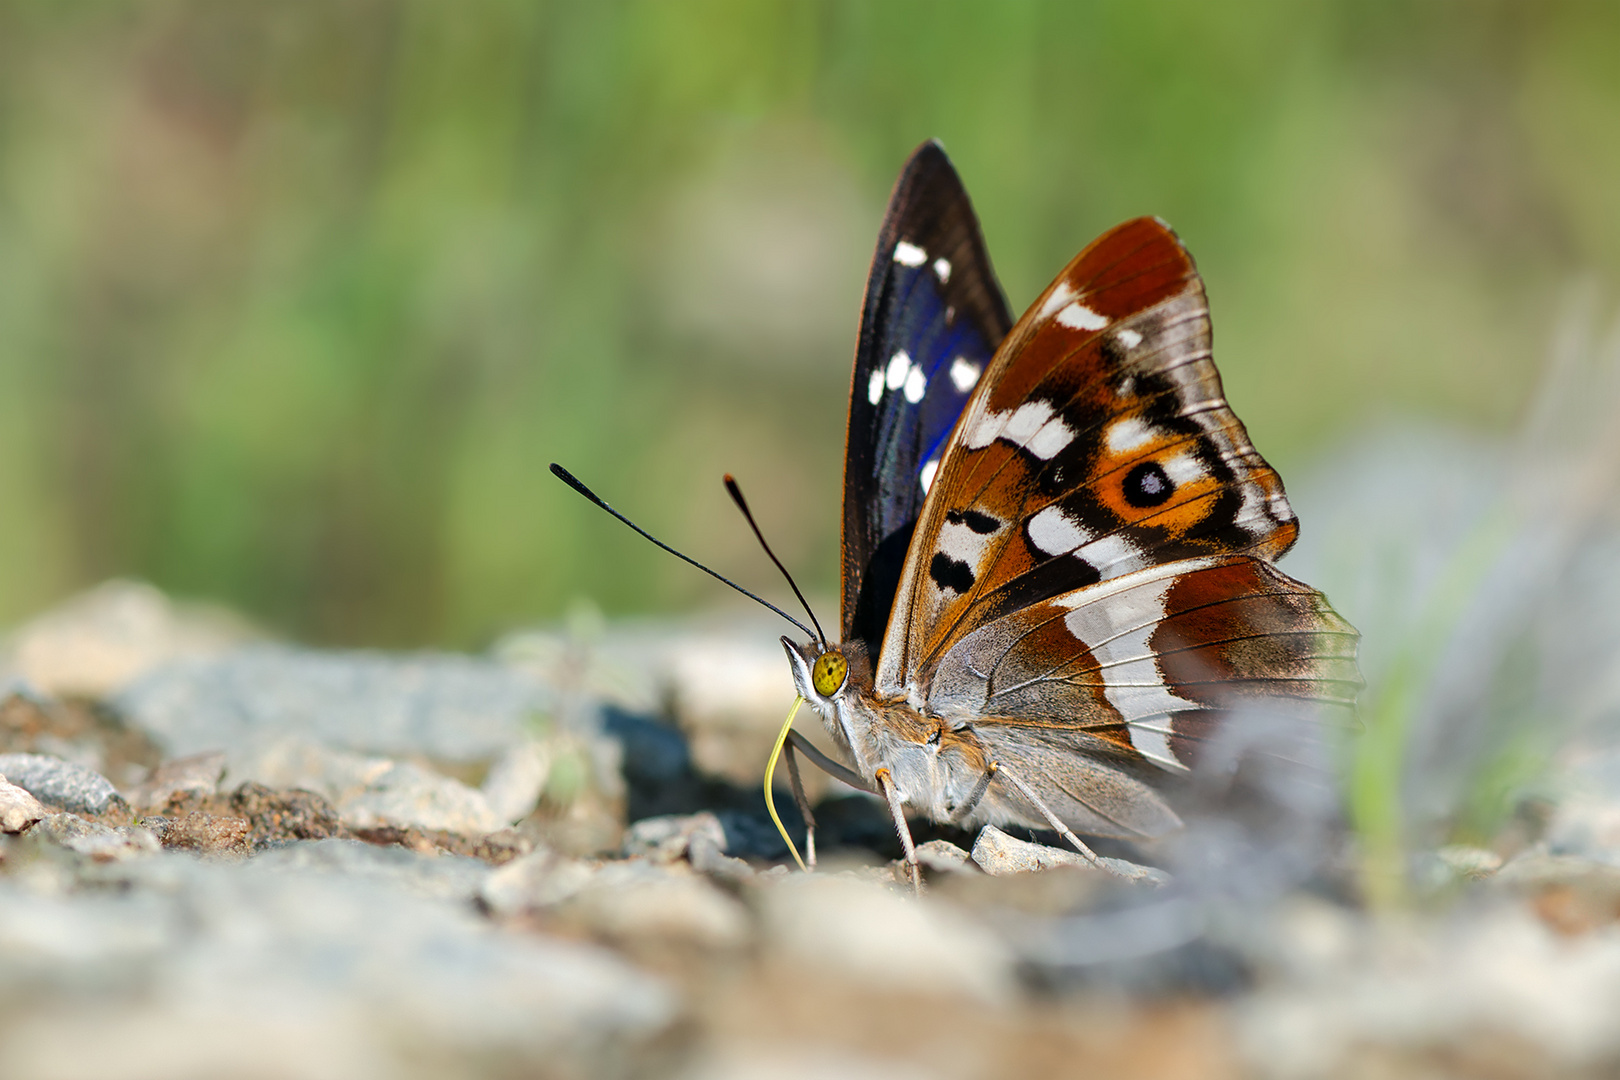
[0,0,1615,647]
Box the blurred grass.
[1348,500,1519,907]
[0,0,1616,650]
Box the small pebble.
[0,753,123,816]
[0,773,49,833]
[32,813,160,861]
[915,838,975,874]
[125,751,227,813]
[970,826,1168,885]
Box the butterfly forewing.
[842,141,1013,657]
[877,217,1302,697]
[870,215,1356,785]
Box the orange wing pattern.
[876,218,1302,699]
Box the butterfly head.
[782,637,858,705]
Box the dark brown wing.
[841,141,1013,657]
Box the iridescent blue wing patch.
[842,141,1013,653]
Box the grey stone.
[557,861,752,952]
[0,777,47,835]
[222,739,503,836]
[250,839,491,903]
[479,739,551,824]
[0,579,252,700]
[0,753,121,815]
[970,825,1169,885]
[123,750,226,812]
[337,760,503,836]
[480,847,600,915]
[688,832,754,881]
[31,814,159,861]
[0,852,676,1078]
[114,644,556,764]
[757,872,1014,1004]
[623,811,728,863]
[0,872,183,993]
[621,811,753,880]
[915,838,975,874]
[1235,903,1620,1076]
[0,774,48,833]
[677,1048,938,1080]
[498,617,836,793]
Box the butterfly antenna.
[723,474,827,646]
[550,463,820,642]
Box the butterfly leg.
[874,767,922,895]
[991,761,1158,884]
[781,739,817,871]
[784,729,873,792]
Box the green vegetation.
[0,0,1615,652]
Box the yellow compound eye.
[811,651,848,697]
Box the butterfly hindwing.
[930,556,1360,794]
[842,141,1013,657]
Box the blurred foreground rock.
[3,581,1620,1078]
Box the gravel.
[4,576,1620,1078]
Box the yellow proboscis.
[764,695,808,873]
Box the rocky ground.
[3,582,1620,1080]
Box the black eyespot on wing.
[929,553,975,594]
[945,508,1001,534]
[1124,461,1174,508]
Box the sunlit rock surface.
[4,500,1620,1080]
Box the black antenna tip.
[550,463,603,507]
[550,462,581,490]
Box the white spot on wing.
[1160,452,1207,487]
[1004,402,1075,459]
[949,357,980,392]
[1036,281,1077,322]
[1105,417,1157,454]
[903,364,927,403]
[1027,505,1091,556]
[867,369,885,405]
[932,257,951,282]
[1116,328,1143,348]
[965,401,1075,460]
[886,350,911,390]
[937,518,993,570]
[1056,302,1109,331]
[1075,532,1144,578]
[893,241,927,267]
[918,458,939,493]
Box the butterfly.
[554,140,1360,887]
[762,140,1360,884]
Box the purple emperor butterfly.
[556,141,1360,886]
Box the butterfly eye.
[811,651,848,697]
